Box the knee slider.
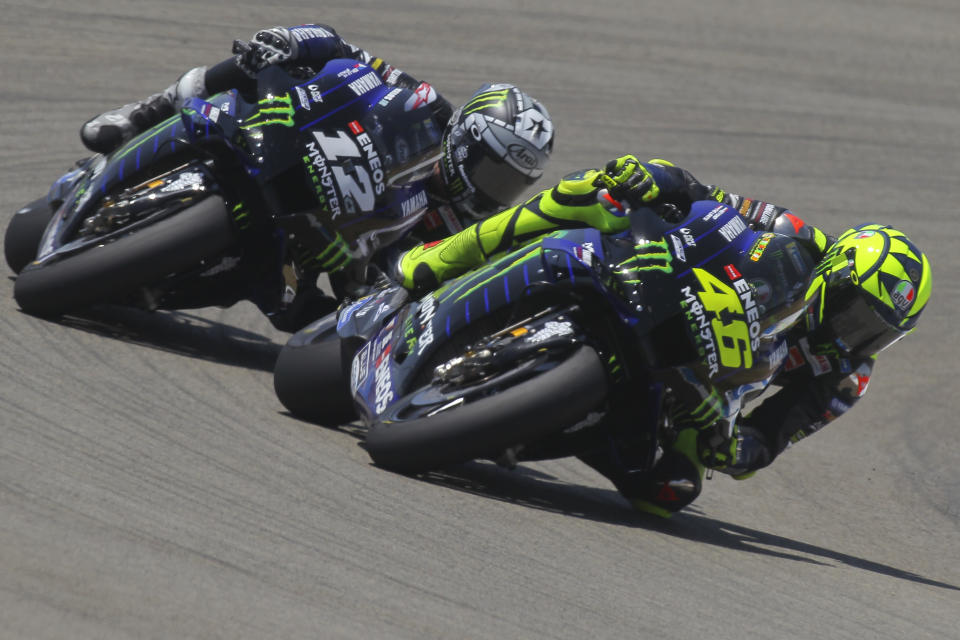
[642,449,704,512]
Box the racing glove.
[234,27,298,77]
[698,420,773,480]
[698,429,739,470]
[594,155,660,207]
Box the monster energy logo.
[676,388,724,428]
[462,89,510,115]
[617,239,674,279]
[312,233,352,272]
[231,202,251,230]
[240,94,295,129]
[815,242,846,276]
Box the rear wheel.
[4,197,55,274]
[13,196,235,316]
[364,345,608,474]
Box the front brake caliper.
[79,164,210,237]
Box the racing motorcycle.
[4,59,450,323]
[273,199,818,476]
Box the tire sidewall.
[4,197,54,274]
[364,345,607,473]
[13,196,235,316]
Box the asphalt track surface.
[2,1,959,638]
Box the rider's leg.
[80,66,208,154]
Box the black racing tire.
[273,335,357,427]
[5,197,55,274]
[13,196,234,317]
[364,345,608,474]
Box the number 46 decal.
[692,267,760,369]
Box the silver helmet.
[439,83,554,219]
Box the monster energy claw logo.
[462,89,510,115]
[231,202,251,230]
[617,239,674,277]
[240,94,295,129]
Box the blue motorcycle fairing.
[348,200,817,423]
[540,228,606,268]
[351,313,402,421]
[349,228,618,420]
[33,58,446,271]
[336,283,410,340]
[287,60,444,256]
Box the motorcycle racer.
[393,155,932,516]
[79,24,554,329]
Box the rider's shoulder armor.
[769,211,832,259]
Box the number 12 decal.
[312,126,386,215]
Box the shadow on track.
[278,413,960,593]
[417,460,960,593]
[29,304,282,372]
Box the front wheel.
[13,196,235,317]
[273,332,358,427]
[4,197,55,274]
[364,345,608,474]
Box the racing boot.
[631,429,705,518]
[394,234,483,292]
[80,67,208,154]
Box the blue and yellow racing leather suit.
[396,156,875,516]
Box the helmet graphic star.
[439,83,554,220]
[804,223,932,357]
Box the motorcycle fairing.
[282,59,445,258]
[350,205,748,420]
[336,283,410,341]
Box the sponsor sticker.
[784,346,805,371]
[670,234,687,262]
[401,190,429,218]
[704,205,727,221]
[201,103,220,122]
[379,87,403,107]
[404,82,437,111]
[681,284,719,377]
[799,336,832,376]
[526,321,574,344]
[415,295,437,356]
[373,324,396,413]
[350,342,371,393]
[718,215,747,242]
[891,280,915,311]
[348,72,382,96]
[749,233,775,262]
[574,241,595,267]
[295,86,311,110]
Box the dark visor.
[468,155,530,206]
[825,288,906,356]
